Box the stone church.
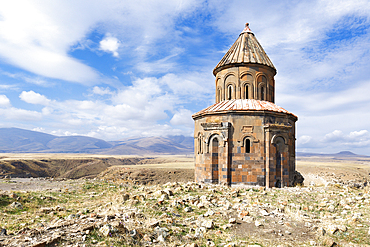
[192,23,298,188]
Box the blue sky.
[0,0,370,154]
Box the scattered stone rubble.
[0,180,369,246]
[307,171,369,189]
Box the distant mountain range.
[0,128,193,154]
[0,128,367,157]
[296,151,369,158]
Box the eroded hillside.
[0,157,162,179]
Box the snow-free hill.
[0,128,193,154]
[2,127,364,157]
[0,128,112,153]
[297,151,369,158]
[104,135,193,155]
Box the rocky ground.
[97,167,195,185]
[0,169,369,247]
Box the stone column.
[265,129,270,188]
[280,153,284,188]
[218,140,229,185]
[286,150,289,187]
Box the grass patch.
[0,195,12,207]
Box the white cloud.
[349,130,368,139]
[50,130,79,136]
[2,71,51,86]
[0,95,10,107]
[0,107,42,121]
[113,77,162,107]
[100,0,202,58]
[19,91,51,105]
[136,48,184,73]
[137,58,176,74]
[99,35,120,57]
[298,129,370,153]
[208,1,370,95]
[324,129,370,149]
[0,1,101,84]
[170,109,194,127]
[92,86,112,95]
[324,130,344,142]
[210,0,370,47]
[42,107,53,115]
[159,72,214,99]
[87,126,128,140]
[0,45,99,84]
[3,73,198,140]
[0,0,369,153]
[297,135,312,145]
[32,127,45,132]
[0,0,202,83]
[0,84,17,91]
[75,100,99,110]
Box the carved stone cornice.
[264,123,292,130]
[201,122,231,131]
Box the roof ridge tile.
[192,99,297,119]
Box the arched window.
[218,88,222,102]
[244,138,251,153]
[225,74,236,100]
[227,85,232,100]
[241,74,253,99]
[244,84,249,99]
[258,75,267,101]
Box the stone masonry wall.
[194,111,296,187]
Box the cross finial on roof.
[241,23,253,34]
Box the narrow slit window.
[198,136,202,153]
[245,139,251,153]
[227,85,232,100]
[244,84,249,99]
[261,86,265,100]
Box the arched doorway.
[211,137,219,183]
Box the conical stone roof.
[213,23,275,76]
